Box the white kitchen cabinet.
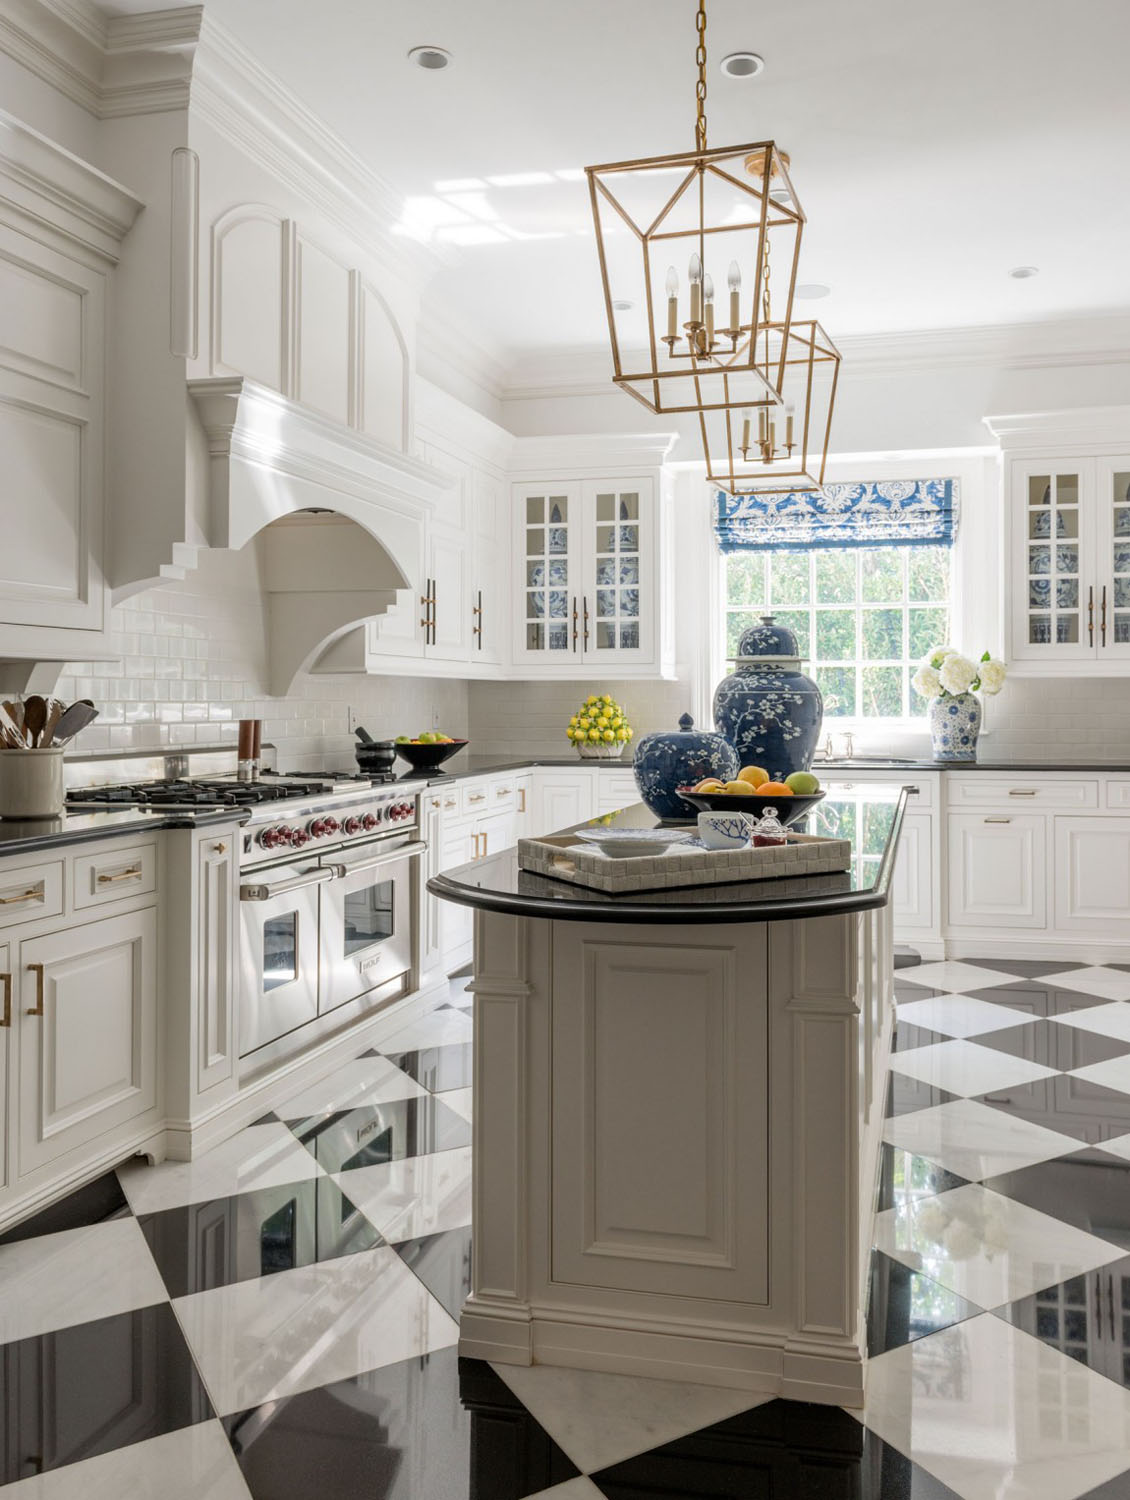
[947,812,1046,929]
[195,833,237,1095]
[426,527,473,661]
[512,478,667,676]
[17,907,159,1177]
[1053,818,1130,933]
[595,769,641,816]
[531,769,596,837]
[0,942,8,1194]
[439,821,476,972]
[890,811,936,937]
[515,775,533,839]
[421,791,447,975]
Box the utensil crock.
[0,748,65,818]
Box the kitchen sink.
[819,757,922,767]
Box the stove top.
[65,771,391,811]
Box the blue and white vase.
[632,713,739,823]
[929,692,982,761]
[712,616,824,781]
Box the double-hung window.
[715,480,957,722]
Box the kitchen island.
[429,787,907,1407]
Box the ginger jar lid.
[728,615,806,667]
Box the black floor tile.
[1074,1467,1130,1498]
[249,1111,280,1127]
[965,982,1108,1019]
[982,1150,1130,1232]
[867,1249,982,1357]
[972,1074,1130,1140]
[877,1142,970,1211]
[0,1303,212,1484]
[284,1096,471,1173]
[993,1250,1130,1390]
[0,1168,130,1247]
[224,1348,579,1500]
[975,1018,1130,1069]
[894,981,946,1003]
[137,1177,382,1298]
[394,1226,472,1320]
[970,959,1085,979]
[590,1398,961,1499]
[893,1022,950,1052]
[381,1042,474,1093]
[885,1072,959,1119]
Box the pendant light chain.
[695,0,708,152]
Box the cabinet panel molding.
[211,207,289,391]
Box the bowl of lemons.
[676,765,824,827]
[393,732,468,774]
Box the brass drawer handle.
[468,793,485,804]
[1007,789,1038,797]
[0,885,44,907]
[0,973,10,1027]
[212,842,227,855]
[26,962,44,1016]
[984,816,1012,824]
[496,787,511,798]
[518,789,526,813]
[97,865,143,885]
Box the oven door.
[320,836,425,1015]
[239,860,335,1058]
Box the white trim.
[510,431,678,476]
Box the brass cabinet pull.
[518,788,526,813]
[472,589,483,649]
[430,798,442,811]
[571,595,579,652]
[26,962,44,1017]
[468,793,485,804]
[496,786,511,798]
[471,832,481,858]
[0,973,10,1027]
[583,595,590,650]
[97,865,143,884]
[0,885,44,907]
[212,842,227,855]
[1007,789,1038,797]
[482,831,489,856]
[1089,585,1095,645]
[1102,584,1108,647]
[984,816,1012,824]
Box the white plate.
[573,827,690,860]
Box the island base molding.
[462,901,896,1407]
[460,1299,868,1406]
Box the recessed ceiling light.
[796,283,831,299]
[407,45,452,70]
[720,51,765,79]
[612,300,634,312]
[1009,265,1039,279]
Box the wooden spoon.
[0,702,21,748]
[22,695,46,748]
[40,697,66,747]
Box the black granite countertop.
[404,754,637,786]
[429,786,908,925]
[0,806,247,857]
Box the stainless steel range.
[65,750,425,1063]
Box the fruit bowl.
[394,739,468,774]
[675,787,826,827]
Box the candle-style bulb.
[665,265,678,296]
[703,274,714,304]
[688,253,702,284]
[727,260,741,291]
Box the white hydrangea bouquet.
[913,645,1007,761]
[566,693,633,759]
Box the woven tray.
[516,830,852,895]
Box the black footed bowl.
[676,787,826,827]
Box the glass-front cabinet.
[513,477,658,671]
[1010,456,1130,667]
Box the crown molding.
[983,405,1130,448]
[0,0,103,115]
[509,431,678,475]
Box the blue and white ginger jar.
[928,691,982,761]
[712,616,823,780]
[632,713,739,823]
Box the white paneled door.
[1054,818,1130,931]
[947,813,1047,928]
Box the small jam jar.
[752,809,788,847]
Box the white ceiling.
[103,0,1130,373]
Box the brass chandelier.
[584,0,841,494]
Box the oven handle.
[326,840,428,880]
[239,868,337,902]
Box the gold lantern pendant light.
[585,0,841,495]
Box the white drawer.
[822,773,936,808]
[460,779,491,817]
[438,786,462,819]
[1105,781,1130,810]
[72,840,157,909]
[487,776,517,809]
[0,858,64,929]
[947,776,1098,810]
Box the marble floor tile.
[885,1073,960,1120]
[966,960,1085,979]
[1068,1055,1130,1096]
[173,1246,459,1416]
[901,961,1017,993]
[394,1225,472,1319]
[862,1314,1130,1500]
[982,1149,1130,1232]
[0,1303,213,1483]
[0,1169,129,1247]
[993,1250,1130,1389]
[0,1419,252,1499]
[894,993,1034,1039]
[894,1022,950,1052]
[284,1095,471,1173]
[493,1362,769,1475]
[889,1038,1058,1097]
[138,1178,382,1298]
[876,1143,971,1212]
[0,1217,168,1344]
[883,1098,1083,1180]
[975,1020,1130,1070]
[442,1086,473,1123]
[965,983,1112,1021]
[873,1182,1122,1309]
[866,1249,982,1357]
[272,1055,425,1118]
[118,1124,322,1216]
[381,1041,474,1093]
[1047,970,1130,1002]
[379,1008,474,1053]
[335,1145,473,1244]
[1052,1004,1130,1043]
[526,1481,606,1500]
[1092,1131,1130,1162]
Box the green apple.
[395,734,411,743]
[785,770,820,795]
[418,731,438,744]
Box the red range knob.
[361,813,378,831]
[290,828,310,847]
[343,816,363,835]
[322,816,340,835]
[310,818,328,837]
[259,825,287,848]
[399,802,415,819]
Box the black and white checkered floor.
[5,961,1130,1498]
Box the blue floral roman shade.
[713,479,958,553]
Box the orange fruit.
[758,781,794,796]
[737,765,770,788]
